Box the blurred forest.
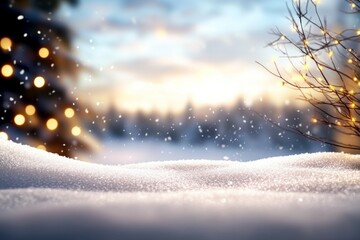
[87,97,334,154]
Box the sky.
[56,0,341,114]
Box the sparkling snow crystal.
[0,139,360,240]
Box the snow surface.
[1,139,360,240]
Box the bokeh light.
[34,76,45,88]
[64,108,75,118]
[25,105,36,116]
[14,114,26,126]
[71,126,81,136]
[46,118,58,131]
[0,37,12,50]
[1,64,13,78]
[0,131,9,140]
[38,47,49,58]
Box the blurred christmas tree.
[0,0,95,158]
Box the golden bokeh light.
[34,76,45,88]
[46,118,58,130]
[25,105,36,115]
[38,47,50,58]
[0,37,12,50]
[14,114,26,126]
[64,108,75,118]
[1,64,13,78]
[71,126,81,136]
[0,131,9,140]
[37,144,47,151]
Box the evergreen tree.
[0,0,94,158]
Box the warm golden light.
[34,76,45,88]
[38,47,49,58]
[71,126,81,136]
[14,114,25,126]
[1,64,13,77]
[155,27,167,39]
[46,118,58,130]
[25,105,36,115]
[348,58,353,64]
[0,37,12,50]
[64,108,75,118]
[327,51,333,58]
[0,131,8,140]
[37,144,46,150]
[312,118,318,123]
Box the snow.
[1,139,360,240]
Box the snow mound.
[1,139,360,240]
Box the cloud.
[114,58,193,82]
[120,0,174,11]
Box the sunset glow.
[58,0,340,113]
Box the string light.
[1,64,13,77]
[312,118,318,123]
[64,108,75,118]
[303,63,309,70]
[0,37,12,50]
[351,103,356,108]
[25,105,36,115]
[71,126,81,136]
[46,118,58,130]
[0,132,8,140]
[38,47,49,58]
[14,114,25,126]
[327,51,333,57]
[37,145,46,151]
[348,58,353,64]
[34,76,45,88]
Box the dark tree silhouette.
[258,0,360,151]
[0,0,95,158]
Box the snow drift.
[0,139,360,240]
